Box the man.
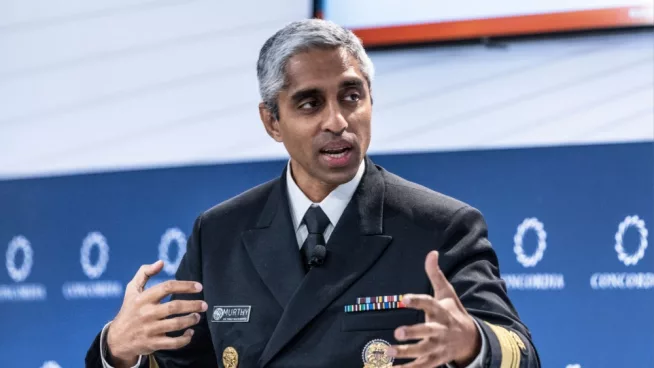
[85,19,540,368]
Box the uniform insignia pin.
[345,295,406,313]
[356,295,404,304]
[362,339,394,368]
[222,346,238,368]
[344,301,406,313]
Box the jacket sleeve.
[440,205,541,368]
[149,214,217,367]
[84,329,109,368]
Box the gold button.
[222,346,238,368]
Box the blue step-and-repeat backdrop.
[1,141,653,367]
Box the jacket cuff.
[475,317,528,368]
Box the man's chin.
[317,165,360,186]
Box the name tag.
[211,305,251,323]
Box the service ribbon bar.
[355,295,404,304]
[344,301,406,313]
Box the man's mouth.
[320,146,352,158]
[318,141,355,167]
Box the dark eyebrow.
[290,88,321,104]
[341,79,364,89]
[289,79,364,103]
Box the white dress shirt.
[100,159,486,368]
[286,159,365,246]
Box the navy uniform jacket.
[86,157,540,367]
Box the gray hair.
[256,18,375,119]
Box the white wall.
[0,0,652,179]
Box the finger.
[131,260,164,291]
[394,322,445,342]
[152,299,208,319]
[401,294,447,320]
[150,313,202,335]
[150,329,194,351]
[144,280,203,303]
[425,251,452,299]
[387,337,439,359]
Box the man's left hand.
[387,251,481,367]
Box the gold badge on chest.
[222,346,238,368]
[362,339,394,368]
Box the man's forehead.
[283,48,364,91]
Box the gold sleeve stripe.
[509,330,527,352]
[483,322,522,368]
[148,355,159,368]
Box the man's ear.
[259,102,283,142]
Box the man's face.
[263,47,372,188]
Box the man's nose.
[322,102,348,135]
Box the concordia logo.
[149,228,187,288]
[502,218,565,291]
[62,232,123,299]
[159,228,187,276]
[591,215,653,290]
[0,235,47,302]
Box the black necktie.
[300,206,330,271]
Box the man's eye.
[299,100,317,110]
[343,93,360,102]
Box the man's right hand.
[106,260,208,367]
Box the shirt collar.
[286,159,366,231]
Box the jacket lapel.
[241,168,305,309]
[259,157,393,367]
